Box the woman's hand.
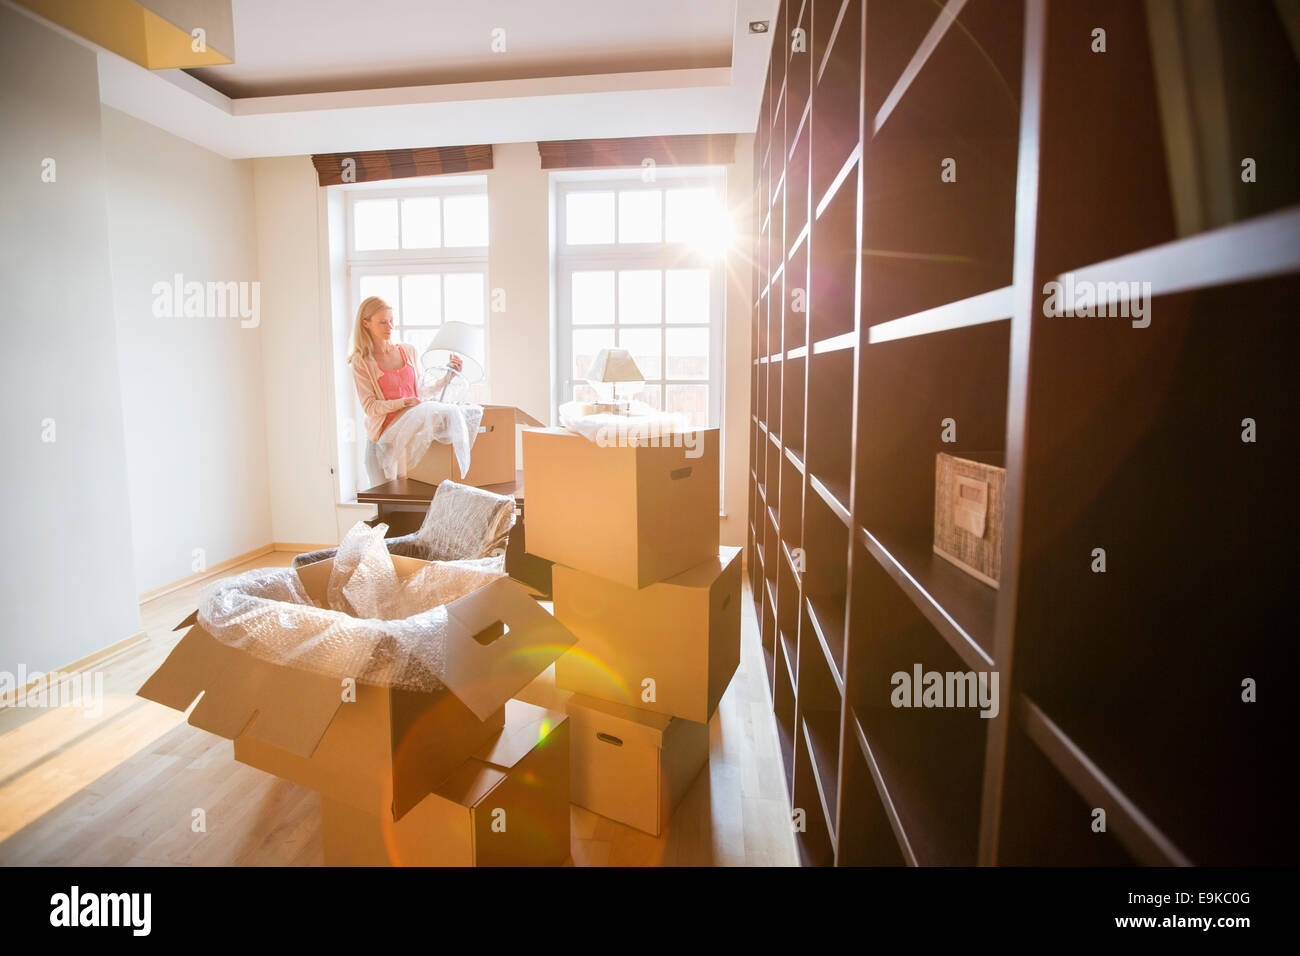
[449,354,463,373]
[403,396,420,407]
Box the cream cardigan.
[351,343,424,442]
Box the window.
[346,179,489,383]
[555,171,728,429]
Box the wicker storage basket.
[933,453,1005,588]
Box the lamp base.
[591,400,631,416]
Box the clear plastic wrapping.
[196,522,505,693]
[373,401,484,481]
[415,480,516,561]
[558,398,694,446]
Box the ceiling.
[187,0,736,98]
[13,0,779,158]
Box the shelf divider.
[872,0,968,136]
[1059,203,1300,299]
[868,286,1013,345]
[852,709,918,866]
[1016,695,1192,867]
[858,526,996,670]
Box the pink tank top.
[377,349,417,437]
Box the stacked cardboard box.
[522,426,742,836]
[138,554,576,866]
[405,405,542,487]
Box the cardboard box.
[566,693,709,837]
[554,546,741,723]
[522,426,720,589]
[405,405,542,487]
[321,699,571,866]
[138,555,577,822]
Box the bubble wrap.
[374,401,485,481]
[421,363,471,404]
[196,523,505,693]
[415,480,516,561]
[558,398,693,445]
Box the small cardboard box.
[138,555,577,822]
[554,546,741,723]
[566,693,709,837]
[405,405,542,487]
[521,426,720,589]
[321,699,571,866]
[933,453,1006,588]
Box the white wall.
[0,5,142,671]
[252,156,339,547]
[486,143,554,425]
[101,106,272,593]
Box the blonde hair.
[348,296,392,364]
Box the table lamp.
[585,347,644,415]
[422,321,485,401]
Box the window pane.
[618,270,661,324]
[359,275,399,313]
[666,383,709,427]
[443,194,489,247]
[444,272,485,324]
[617,327,661,380]
[400,197,440,248]
[618,189,662,243]
[666,327,709,379]
[402,326,439,359]
[401,274,441,326]
[565,191,615,245]
[573,328,615,381]
[626,383,662,410]
[572,271,614,325]
[666,269,710,324]
[354,199,399,250]
[664,188,717,243]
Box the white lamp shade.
[423,321,485,382]
[585,347,644,384]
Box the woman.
[348,296,461,486]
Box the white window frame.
[342,177,490,488]
[553,170,726,428]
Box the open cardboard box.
[566,693,709,837]
[522,426,720,589]
[554,546,742,723]
[405,405,542,487]
[138,554,577,823]
[322,698,570,866]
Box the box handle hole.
[670,467,692,480]
[472,621,509,646]
[596,732,624,747]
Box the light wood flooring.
[0,552,796,866]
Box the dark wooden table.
[357,471,552,596]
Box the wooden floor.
[0,552,796,866]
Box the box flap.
[138,626,347,757]
[440,577,578,721]
[479,404,544,427]
[565,692,671,751]
[430,759,508,810]
[174,610,199,631]
[475,699,568,770]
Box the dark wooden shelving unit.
[747,0,1300,865]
